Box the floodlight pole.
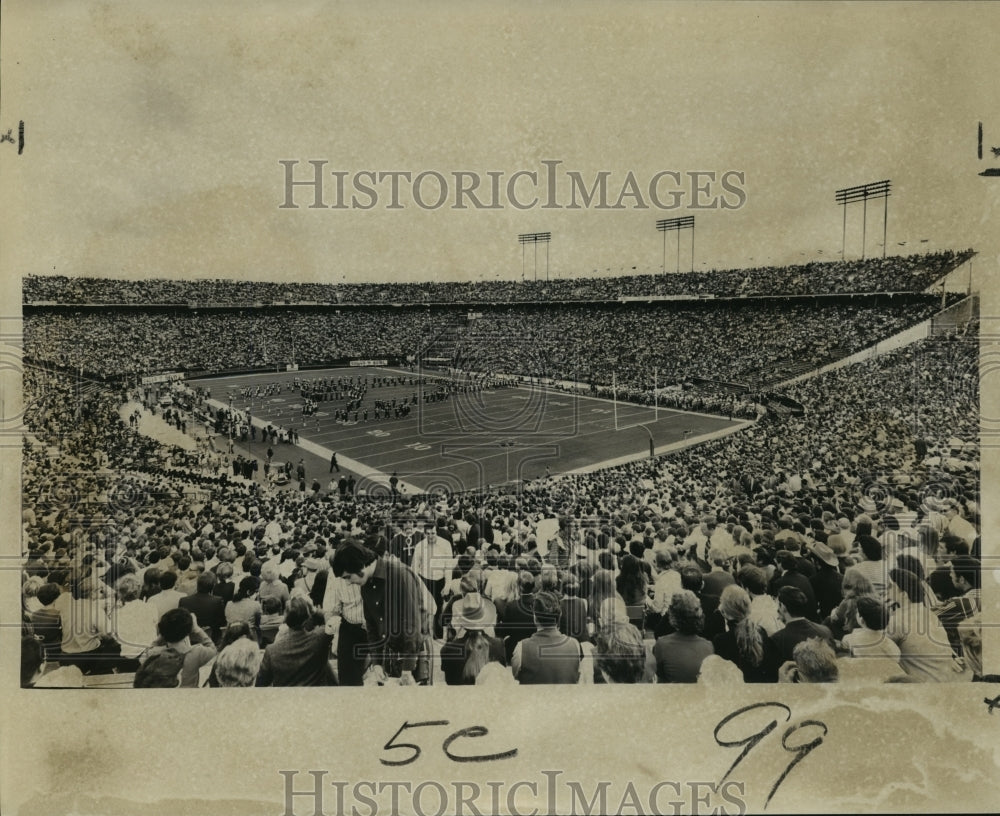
[883,194,888,259]
[518,232,552,284]
[655,216,696,276]
[834,180,891,261]
[842,204,847,261]
[862,195,867,260]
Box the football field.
[196,366,749,497]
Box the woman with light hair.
[111,572,159,668]
[589,569,620,632]
[713,585,778,683]
[22,576,45,614]
[594,621,651,684]
[52,575,120,674]
[823,566,876,641]
[214,638,263,687]
[258,560,290,614]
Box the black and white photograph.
[2,2,999,814]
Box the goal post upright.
[613,370,619,431]
[654,366,658,422]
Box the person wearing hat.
[808,540,843,620]
[439,591,505,685]
[826,518,854,557]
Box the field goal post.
[612,367,659,432]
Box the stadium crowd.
[20,312,982,687]
[23,249,972,305]
[25,299,943,396]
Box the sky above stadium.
[4,2,1000,288]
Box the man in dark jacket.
[769,586,834,665]
[256,597,337,686]
[178,572,227,645]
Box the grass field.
[197,366,748,497]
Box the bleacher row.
[24,297,947,392]
[19,315,982,687]
[23,249,973,305]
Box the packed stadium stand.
[23,249,973,304]
[20,251,982,687]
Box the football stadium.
[19,248,982,687]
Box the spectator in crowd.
[645,549,681,636]
[179,571,227,645]
[734,565,781,638]
[256,597,337,687]
[700,546,736,619]
[140,568,163,602]
[697,654,745,687]
[935,554,982,659]
[593,622,650,684]
[770,550,819,621]
[840,595,903,682]
[853,535,889,599]
[215,637,264,687]
[769,586,834,665]
[411,520,454,640]
[511,591,583,684]
[832,561,874,623]
[331,541,434,685]
[213,562,236,605]
[111,573,159,669]
[257,596,284,646]
[615,554,649,630]
[321,556,368,687]
[886,568,964,682]
[258,561,291,614]
[22,577,45,615]
[778,637,840,683]
[808,541,843,620]
[148,570,186,621]
[439,591,505,685]
[496,571,538,664]
[559,574,590,644]
[139,607,217,688]
[654,591,714,683]
[53,577,121,674]
[206,622,256,687]
[713,585,778,683]
[225,576,263,639]
[28,582,64,659]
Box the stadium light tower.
[518,232,552,282]
[835,179,890,261]
[655,216,695,274]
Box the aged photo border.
[2,2,999,815]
